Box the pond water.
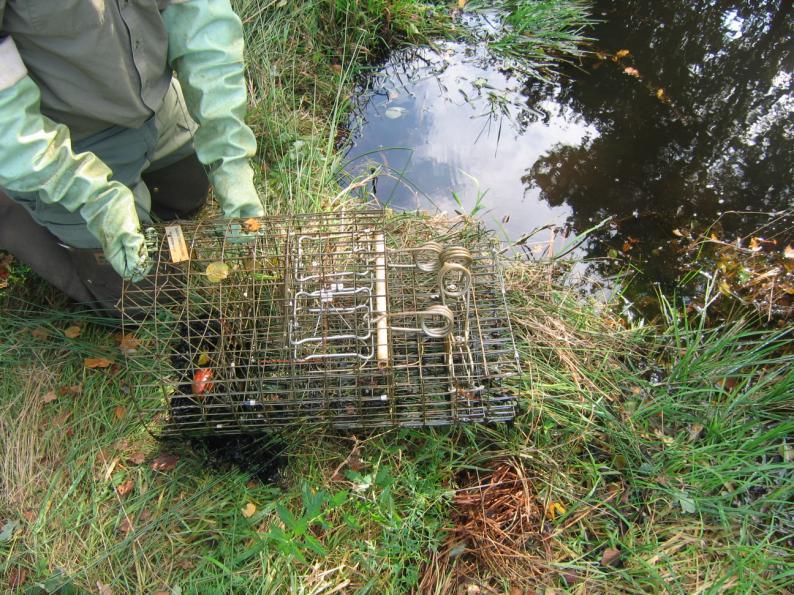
[345,0,793,311]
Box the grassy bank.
[2,0,792,593]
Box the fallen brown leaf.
[127,451,146,465]
[22,510,37,523]
[118,333,140,355]
[117,517,134,535]
[42,391,58,404]
[85,357,113,369]
[116,479,134,497]
[151,453,179,472]
[63,325,82,339]
[561,571,582,585]
[58,384,82,397]
[601,547,621,567]
[97,581,113,595]
[114,405,125,421]
[31,327,50,340]
[53,410,72,426]
[8,566,28,589]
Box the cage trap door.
[282,228,394,428]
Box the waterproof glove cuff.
[162,0,265,219]
[0,73,151,281]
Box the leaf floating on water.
[656,87,668,102]
[615,49,631,59]
[385,106,406,120]
[388,89,400,101]
[623,66,640,77]
[205,261,230,283]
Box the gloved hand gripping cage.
[121,211,520,436]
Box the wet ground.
[346,0,793,313]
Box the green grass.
[2,0,792,592]
[2,260,791,592]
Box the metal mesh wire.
[121,210,520,436]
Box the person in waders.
[0,0,264,315]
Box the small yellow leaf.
[623,66,640,77]
[615,49,631,59]
[64,325,82,339]
[656,87,667,102]
[718,279,732,295]
[205,261,230,283]
[197,352,211,366]
[242,502,257,518]
[458,0,467,7]
[546,501,566,519]
[784,245,794,259]
[749,237,762,252]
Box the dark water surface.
[346,0,793,308]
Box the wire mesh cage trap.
[121,210,520,436]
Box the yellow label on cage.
[165,225,189,263]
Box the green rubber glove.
[0,73,151,281]
[162,0,264,219]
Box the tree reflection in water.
[522,0,793,305]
